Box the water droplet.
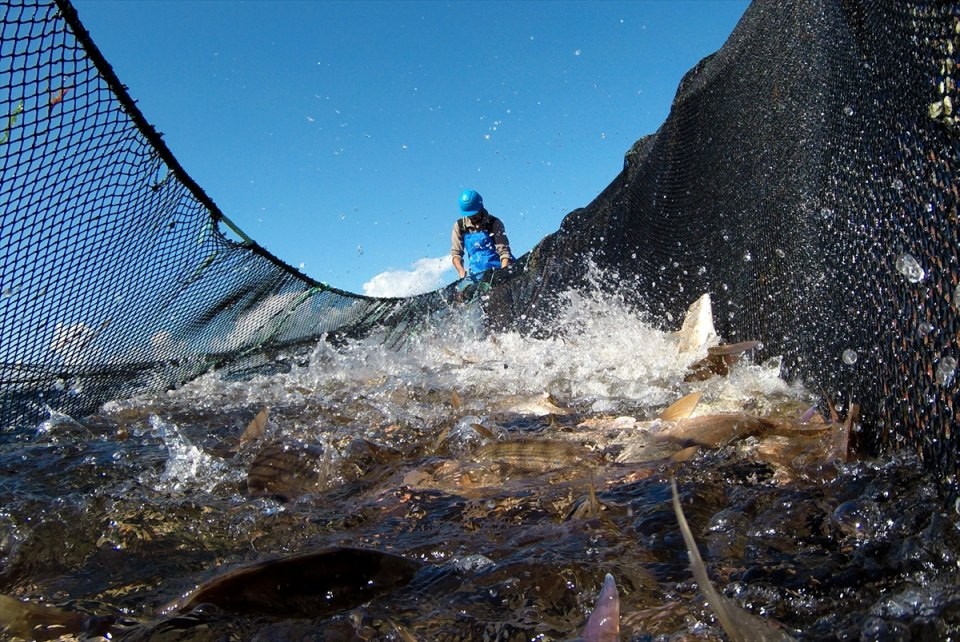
[832,499,881,540]
[918,322,935,336]
[743,251,752,262]
[936,356,957,387]
[895,253,925,283]
[843,105,855,116]
[892,178,904,191]
[842,349,858,365]
[954,284,960,310]
[775,248,785,258]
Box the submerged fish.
[0,593,114,641]
[166,547,423,619]
[473,438,599,473]
[246,440,330,500]
[487,391,573,417]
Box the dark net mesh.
[2,1,960,486]
[489,0,960,487]
[0,0,451,427]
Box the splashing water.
[0,279,955,641]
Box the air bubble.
[842,349,858,365]
[895,253,925,283]
[936,356,957,387]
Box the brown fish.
[685,340,762,381]
[657,413,777,448]
[246,440,330,500]
[167,547,423,619]
[0,593,114,641]
[474,438,598,473]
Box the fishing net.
[0,0,456,428]
[488,0,960,488]
[2,1,960,487]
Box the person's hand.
[457,268,466,279]
[500,258,510,269]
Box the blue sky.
[70,0,749,296]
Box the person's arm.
[451,219,467,278]
[490,217,513,267]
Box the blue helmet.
[459,189,483,216]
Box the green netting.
[2,0,960,488]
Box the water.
[1,287,959,641]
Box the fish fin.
[581,573,619,642]
[239,407,270,447]
[671,445,701,461]
[659,392,702,421]
[676,293,717,353]
[471,423,496,439]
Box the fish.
[165,547,423,618]
[473,438,599,473]
[246,440,330,500]
[685,340,763,381]
[671,477,796,641]
[487,391,572,417]
[0,593,114,641]
[657,412,777,448]
[578,573,620,642]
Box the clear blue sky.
[70,0,750,296]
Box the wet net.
[488,0,960,486]
[0,0,455,428]
[2,1,960,486]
